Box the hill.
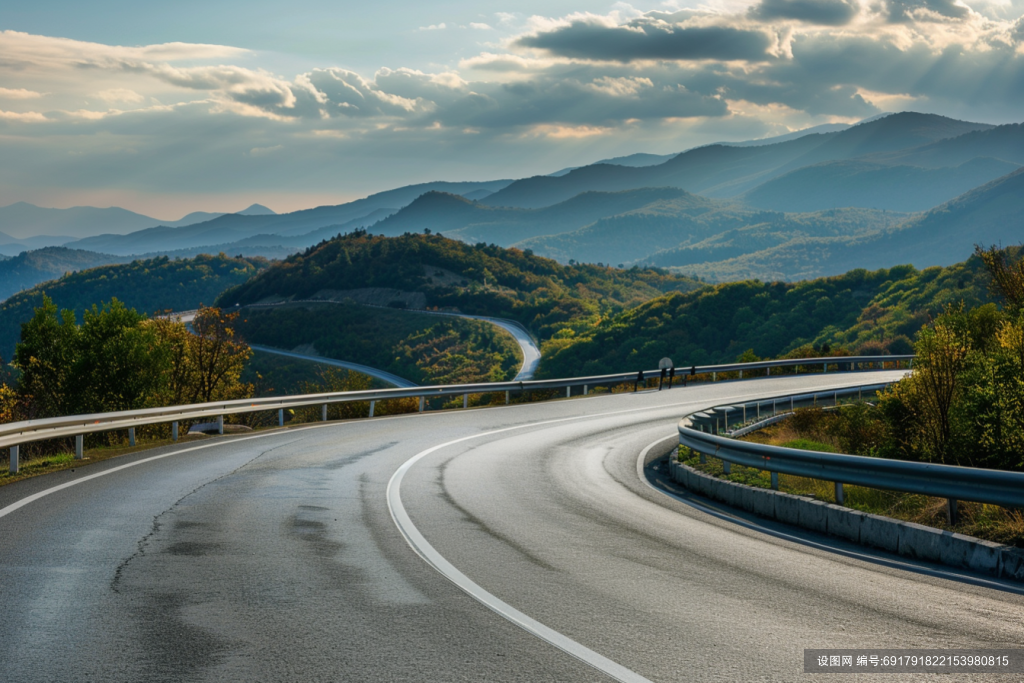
[538,255,996,378]
[0,253,268,360]
[215,232,701,343]
[0,247,134,301]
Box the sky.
[2,0,1023,219]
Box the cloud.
[516,17,775,62]
[883,0,971,22]
[419,23,447,31]
[96,88,145,103]
[749,0,861,26]
[0,87,44,99]
[469,22,493,30]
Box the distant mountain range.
[0,201,277,247]
[2,111,1023,303]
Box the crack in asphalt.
[110,438,301,593]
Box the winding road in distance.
[2,371,1021,682]
[234,302,543,384]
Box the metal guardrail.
[4,354,912,474]
[678,381,1024,519]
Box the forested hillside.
[216,231,701,341]
[0,254,268,359]
[0,247,133,301]
[538,254,997,377]
[235,304,522,385]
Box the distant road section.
[170,302,542,383]
[249,344,419,388]
[443,314,540,381]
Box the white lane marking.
[387,405,677,683]
[635,437,1024,595]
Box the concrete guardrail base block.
[825,504,863,543]
[773,492,803,527]
[896,521,944,563]
[798,499,829,535]
[860,514,900,554]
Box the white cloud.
[0,87,44,99]
[469,22,493,30]
[419,23,447,30]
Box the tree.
[976,245,1024,312]
[78,300,169,412]
[182,306,252,404]
[14,296,87,418]
[14,297,169,418]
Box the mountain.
[482,113,994,210]
[371,187,694,245]
[742,157,1019,213]
[662,166,1024,283]
[238,203,276,216]
[71,179,513,256]
[0,203,162,240]
[0,247,134,301]
[518,203,906,268]
[0,253,268,360]
[865,122,1024,168]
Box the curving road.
[1,371,1022,682]
[249,344,420,388]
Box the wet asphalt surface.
[1,372,1022,682]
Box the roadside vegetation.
[0,253,268,360]
[680,245,1024,546]
[539,250,999,377]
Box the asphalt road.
[1,371,1022,682]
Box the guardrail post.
[369,401,375,417]
[566,386,570,398]
[419,396,425,412]
[172,421,179,441]
[583,385,588,395]
[834,482,844,506]
[278,409,284,426]
[712,372,716,382]
[699,452,707,464]
[823,361,827,374]
[770,471,778,490]
[75,435,84,459]
[739,369,743,379]
[766,367,770,376]
[722,460,731,474]
[947,498,958,525]
[129,427,136,447]
[322,404,328,421]
[463,394,468,409]
[218,415,224,435]
[743,405,746,423]
[505,390,509,405]
[9,445,18,474]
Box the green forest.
[217,231,701,342]
[538,254,998,377]
[0,253,268,360]
[234,303,523,386]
